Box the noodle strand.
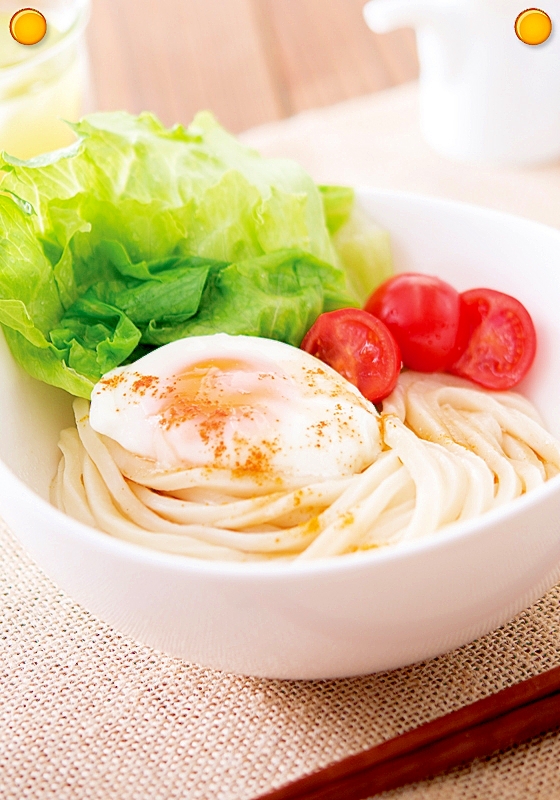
[52,373,560,561]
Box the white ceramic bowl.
[1,189,560,680]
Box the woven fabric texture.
[1,518,560,800]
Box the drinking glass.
[0,0,91,159]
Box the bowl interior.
[358,191,560,438]
[0,331,73,500]
[1,189,560,503]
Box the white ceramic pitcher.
[364,0,560,164]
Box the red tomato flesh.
[300,308,401,404]
[448,288,536,390]
[364,273,469,372]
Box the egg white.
[89,334,382,486]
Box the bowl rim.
[3,186,560,579]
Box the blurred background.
[86,0,418,133]
[4,1,558,222]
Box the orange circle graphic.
[9,8,47,46]
[515,8,552,45]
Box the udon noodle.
[53,371,560,561]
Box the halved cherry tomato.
[448,288,536,390]
[300,308,401,403]
[364,273,469,372]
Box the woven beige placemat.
[2,514,560,799]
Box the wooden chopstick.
[254,664,560,800]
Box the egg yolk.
[152,357,277,425]
[138,358,281,476]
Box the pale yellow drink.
[0,2,90,159]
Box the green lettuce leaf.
[0,112,357,397]
[141,249,352,347]
[332,205,393,304]
[319,185,355,235]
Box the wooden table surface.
[87,0,418,134]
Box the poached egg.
[89,334,381,486]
